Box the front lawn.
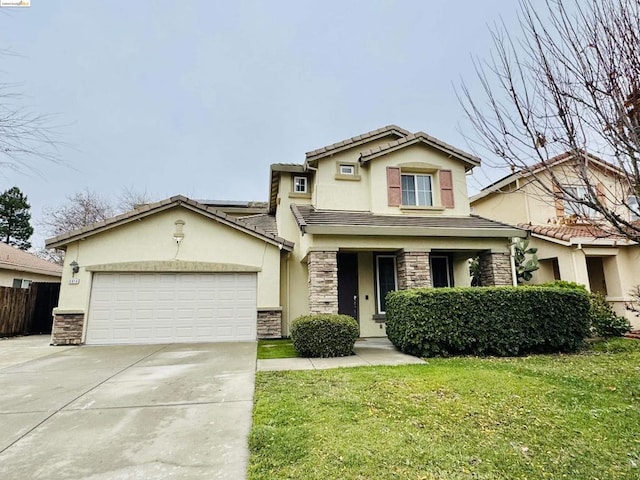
[249,338,640,479]
[257,339,297,359]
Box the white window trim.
[401,173,433,206]
[339,164,355,175]
[293,176,308,193]
[430,255,451,288]
[375,255,398,314]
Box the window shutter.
[553,182,565,217]
[387,167,401,206]
[596,182,606,207]
[439,170,454,208]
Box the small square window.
[339,164,355,175]
[293,176,308,193]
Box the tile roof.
[292,204,525,236]
[238,214,278,236]
[305,125,410,161]
[0,242,62,277]
[519,223,630,242]
[358,132,480,170]
[45,195,294,251]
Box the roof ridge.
[305,125,410,160]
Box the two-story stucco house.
[471,151,640,328]
[46,125,525,345]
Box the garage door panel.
[86,273,257,344]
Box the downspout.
[286,252,291,337]
[510,240,518,286]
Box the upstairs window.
[401,174,433,206]
[339,164,355,175]
[563,185,597,217]
[293,176,308,193]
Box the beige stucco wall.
[527,236,640,329]
[310,142,471,216]
[473,165,630,227]
[56,206,282,318]
[0,269,61,287]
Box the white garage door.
[86,273,257,345]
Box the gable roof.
[291,204,525,238]
[0,242,62,277]
[305,125,410,162]
[358,132,480,171]
[45,195,294,251]
[471,150,627,203]
[519,223,635,246]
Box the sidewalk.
[257,337,425,372]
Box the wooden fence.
[0,283,60,336]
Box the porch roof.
[291,205,526,238]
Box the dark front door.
[338,252,359,320]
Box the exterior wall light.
[70,260,80,275]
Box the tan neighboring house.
[46,125,525,345]
[471,151,640,328]
[0,242,62,288]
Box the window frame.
[401,173,433,207]
[563,184,597,217]
[339,164,355,175]
[293,176,308,194]
[375,254,398,314]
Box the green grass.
[249,338,640,479]
[257,339,297,359]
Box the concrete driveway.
[0,336,256,480]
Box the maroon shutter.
[596,182,606,207]
[387,167,401,206]
[439,170,454,208]
[553,182,565,218]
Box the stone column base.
[257,309,282,339]
[51,312,84,345]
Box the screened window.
[339,164,355,175]
[376,255,397,313]
[401,174,433,206]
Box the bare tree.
[459,0,640,242]
[117,186,151,212]
[40,189,114,237]
[0,50,62,173]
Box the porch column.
[397,250,431,290]
[479,251,513,286]
[308,250,338,314]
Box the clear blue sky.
[0,1,520,248]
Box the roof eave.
[304,224,526,238]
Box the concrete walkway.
[257,337,424,371]
[0,336,256,480]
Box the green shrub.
[538,281,630,337]
[589,292,631,337]
[290,314,359,358]
[385,286,590,357]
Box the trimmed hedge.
[290,314,359,358]
[385,287,590,357]
[539,281,631,337]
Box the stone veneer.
[51,312,84,345]
[396,250,431,289]
[479,251,513,286]
[257,309,282,339]
[307,250,338,314]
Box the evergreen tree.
[0,187,34,250]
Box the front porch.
[307,248,514,337]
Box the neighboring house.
[471,151,640,328]
[46,125,525,345]
[0,242,62,288]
